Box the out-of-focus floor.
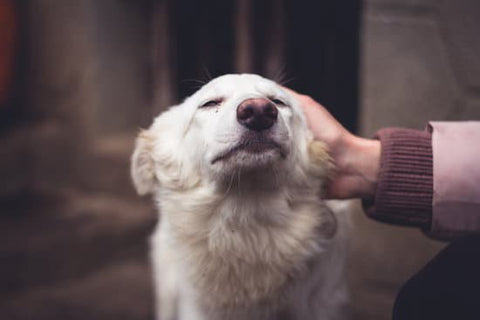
[0,134,156,319]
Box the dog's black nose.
[237,98,278,131]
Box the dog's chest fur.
[154,180,340,319]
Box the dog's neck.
[158,157,329,236]
[160,169,296,230]
[217,165,288,192]
[156,165,335,309]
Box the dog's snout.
[236,98,278,131]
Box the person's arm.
[428,122,480,239]
[287,89,434,225]
[288,88,480,239]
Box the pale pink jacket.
[365,121,480,240]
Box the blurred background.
[1,0,479,319]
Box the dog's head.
[131,74,331,195]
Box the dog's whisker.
[180,79,208,91]
[180,78,207,85]
[272,66,286,84]
[201,65,213,82]
[278,76,296,87]
[270,65,297,87]
[271,65,290,85]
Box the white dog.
[131,74,349,320]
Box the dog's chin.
[226,149,281,169]
[210,145,286,174]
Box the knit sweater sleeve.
[363,128,433,229]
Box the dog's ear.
[308,141,330,167]
[308,140,334,175]
[131,129,157,195]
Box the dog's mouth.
[211,137,287,164]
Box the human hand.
[284,87,380,199]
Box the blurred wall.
[351,0,480,319]
[0,1,156,319]
[0,0,361,319]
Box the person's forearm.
[363,128,433,228]
[285,86,436,231]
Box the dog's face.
[132,74,329,194]
[194,74,293,172]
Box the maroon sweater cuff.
[363,128,433,229]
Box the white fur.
[131,74,349,320]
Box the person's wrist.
[335,134,380,199]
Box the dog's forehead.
[199,74,280,97]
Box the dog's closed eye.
[269,97,288,107]
[200,98,223,108]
